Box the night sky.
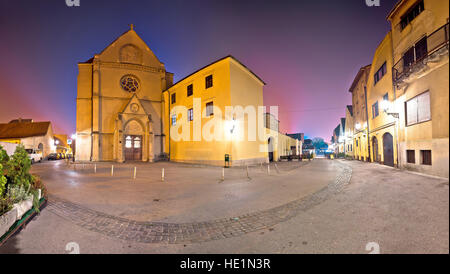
[0,0,397,141]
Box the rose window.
[120,75,140,92]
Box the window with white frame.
[171,114,177,126]
[187,108,193,122]
[406,91,431,126]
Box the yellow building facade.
[349,65,371,161]
[388,0,449,177]
[366,32,398,167]
[163,56,299,166]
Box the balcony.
[393,23,449,85]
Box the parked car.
[47,153,59,160]
[25,149,42,164]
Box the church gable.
[97,25,164,69]
[121,94,148,116]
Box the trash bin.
[225,154,231,167]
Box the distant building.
[302,139,314,155]
[344,105,354,158]
[54,134,71,155]
[349,65,371,161]
[0,119,55,157]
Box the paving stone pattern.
[47,162,352,244]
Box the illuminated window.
[125,136,132,148]
[187,84,193,97]
[206,101,214,117]
[405,91,430,126]
[171,114,176,126]
[205,75,213,89]
[134,137,141,148]
[120,75,140,92]
[188,108,193,122]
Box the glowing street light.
[381,99,391,112]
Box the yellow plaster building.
[366,32,398,167]
[388,0,449,177]
[344,106,354,158]
[349,65,371,161]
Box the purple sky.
[0,0,397,141]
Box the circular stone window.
[120,75,140,92]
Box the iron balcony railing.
[393,22,449,82]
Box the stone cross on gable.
[129,24,134,30]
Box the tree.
[312,138,328,150]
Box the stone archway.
[123,119,144,161]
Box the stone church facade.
[76,25,173,162]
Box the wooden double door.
[124,135,142,161]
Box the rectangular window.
[171,114,176,126]
[403,37,428,69]
[187,108,193,122]
[372,101,379,119]
[405,91,431,126]
[400,0,425,30]
[415,36,428,61]
[187,84,193,97]
[374,62,387,84]
[171,93,176,104]
[205,75,213,89]
[407,150,415,164]
[206,101,214,117]
[421,150,432,165]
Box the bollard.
[267,165,270,175]
[162,168,165,182]
[222,168,225,181]
[111,165,114,176]
[133,166,136,180]
[246,166,249,178]
[94,164,97,173]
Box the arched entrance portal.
[383,133,394,167]
[268,137,274,162]
[124,119,144,161]
[372,137,378,163]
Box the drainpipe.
[390,33,401,168]
[168,91,171,160]
[364,85,371,162]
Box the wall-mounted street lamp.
[381,99,399,119]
